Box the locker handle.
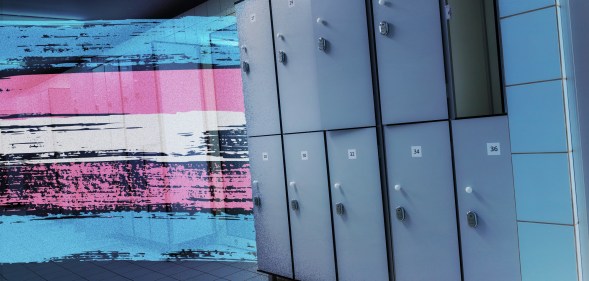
[241,61,250,73]
[291,200,299,211]
[289,181,296,189]
[379,21,390,36]
[395,207,406,221]
[318,37,328,52]
[253,196,261,207]
[252,180,259,189]
[467,211,478,228]
[336,203,345,215]
[278,51,287,64]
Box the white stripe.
[0,111,247,164]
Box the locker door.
[237,0,282,137]
[284,132,336,281]
[452,116,521,281]
[373,0,448,124]
[313,0,376,130]
[326,128,389,281]
[248,136,293,278]
[385,121,461,281]
[271,0,321,133]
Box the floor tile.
[207,266,242,278]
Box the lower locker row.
[249,116,521,281]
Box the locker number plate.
[301,151,309,160]
[288,0,295,8]
[411,146,422,158]
[348,149,357,160]
[487,143,501,156]
[262,152,269,161]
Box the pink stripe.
[0,161,252,212]
[0,69,244,115]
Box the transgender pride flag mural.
[0,16,256,263]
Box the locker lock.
[379,21,390,36]
[467,211,478,228]
[253,196,261,207]
[278,51,287,64]
[336,203,345,216]
[290,200,299,211]
[318,37,328,52]
[395,207,406,221]
[241,61,250,73]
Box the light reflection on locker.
[452,116,521,281]
[248,135,293,278]
[385,121,461,281]
[284,132,337,281]
[326,128,389,281]
[372,0,448,124]
[236,0,282,137]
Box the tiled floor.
[0,261,270,281]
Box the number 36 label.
[487,143,501,156]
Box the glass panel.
[448,0,505,118]
[498,0,555,17]
[518,223,578,281]
[513,154,573,224]
[500,7,561,85]
[507,80,567,152]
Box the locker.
[236,0,282,137]
[248,135,293,278]
[385,121,461,281]
[326,128,389,281]
[271,0,320,133]
[452,116,521,281]
[283,132,337,281]
[312,0,375,130]
[372,0,448,124]
[272,0,375,133]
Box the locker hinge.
[444,4,452,21]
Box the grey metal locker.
[385,121,461,281]
[272,0,375,133]
[237,0,282,137]
[452,116,521,281]
[372,0,448,124]
[271,0,320,133]
[284,132,337,281]
[312,0,375,131]
[248,135,293,278]
[326,128,389,281]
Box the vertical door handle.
[241,61,250,73]
[395,207,406,221]
[290,200,299,211]
[379,21,390,36]
[467,211,478,228]
[318,37,328,52]
[278,51,287,64]
[336,203,345,215]
[253,196,261,207]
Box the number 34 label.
[487,143,501,156]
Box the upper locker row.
[238,0,448,136]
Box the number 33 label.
[487,143,501,156]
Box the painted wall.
[0,13,256,263]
